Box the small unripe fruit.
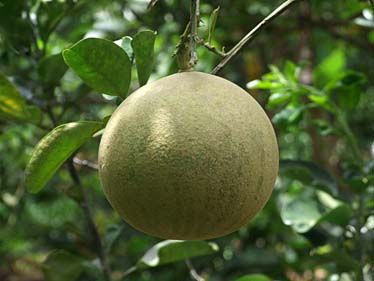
[99,72,278,240]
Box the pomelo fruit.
[98,71,278,240]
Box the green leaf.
[235,274,272,281]
[42,250,84,281]
[137,240,219,269]
[313,119,335,136]
[281,199,322,233]
[103,224,124,253]
[247,79,283,90]
[284,60,300,82]
[279,160,337,196]
[25,121,104,193]
[0,71,40,122]
[0,1,33,49]
[272,107,303,129]
[131,30,156,86]
[38,53,68,84]
[281,191,352,233]
[36,1,73,42]
[63,38,131,98]
[316,191,352,226]
[121,36,134,61]
[314,48,346,87]
[267,92,291,108]
[25,105,43,124]
[313,248,360,272]
[208,6,220,44]
[328,71,367,110]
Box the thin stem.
[190,0,200,66]
[355,194,365,281]
[122,266,137,279]
[67,159,112,281]
[73,157,99,170]
[185,259,205,281]
[336,111,363,166]
[212,0,302,74]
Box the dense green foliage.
[0,0,373,280]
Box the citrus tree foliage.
[0,0,373,281]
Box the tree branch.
[212,0,302,74]
[67,159,112,281]
[308,18,374,53]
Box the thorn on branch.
[196,37,226,57]
[147,0,159,9]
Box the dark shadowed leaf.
[38,53,68,84]
[42,250,84,281]
[132,30,156,86]
[235,274,272,281]
[37,1,73,42]
[313,247,360,272]
[0,71,41,123]
[279,160,337,195]
[25,121,104,193]
[0,0,33,49]
[63,38,131,97]
[327,71,367,110]
[137,240,219,269]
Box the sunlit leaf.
[137,240,219,269]
[131,30,156,86]
[281,199,322,233]
[208,6,220,44]
[121,36,134,61]
[25,121,104,193]
[63,38,131,97]
[272,107,304,129]
[236,274,272,281]
[314,48,346,87]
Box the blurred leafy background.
[0,0,373,280]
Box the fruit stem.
[174,0,200,71]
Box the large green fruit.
[98,72,278,240]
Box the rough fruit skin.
[98,72,279,240]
